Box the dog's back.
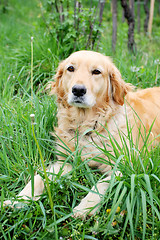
[126,87,160,146]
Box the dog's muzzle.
[68,84,95,108]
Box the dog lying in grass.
[4,50,160,218]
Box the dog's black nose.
[72,85,87,97]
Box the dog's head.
[50,50,131,108]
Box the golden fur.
[4,50,160,218]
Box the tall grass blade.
[144,174,154,238]
[39,201,47,229]
[131,174,135,204]
[140,189,146,240]
[126,194,134,239]
[31,120,54,215]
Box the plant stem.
[31,36,33,105]
[30,37,54,216]
[31,122,54,216]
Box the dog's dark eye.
[67,66,75,72]
[92,69,101,75]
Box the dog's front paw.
[73,205,88,219]
[3,199,20,208]
[3,200,13,207]
[73,198,99,219]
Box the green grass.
[0,0,160,239]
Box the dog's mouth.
[69,96,89,108]
[68,94,96,108]
[74,97,84,104]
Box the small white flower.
[30,113,35,118]
[130,66,140,72]
[154,59,160,65]
[31,36,34,41]
[30,114,35,124]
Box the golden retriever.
[4,50,160,218]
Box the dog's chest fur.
[55,102,129,169]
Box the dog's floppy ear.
[46,60,68,106]
[45,81,56,95]
[109,63,131,105]
[54,60,66,101]
[49,60,67,100]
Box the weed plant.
[0,0,160,239]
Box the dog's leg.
[73,176,110,219]
[47,162,72,180]
[3,162,72,207]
